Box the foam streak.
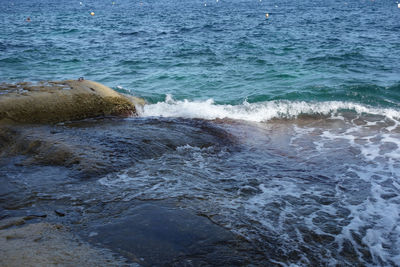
[141,95,400,123]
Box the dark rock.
[23,214,47,220]
[0,117,235,179]
[86,203,251,266]
[54,210,66,217]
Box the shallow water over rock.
[85,202,253,266]
[1,114,399,266]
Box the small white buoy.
[80,1,83,5]
[398,3,400,8]
[205,3,207,6]
[216,0,218,2]
[265,13,269,18]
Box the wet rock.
[86,203,251,266]
[23,214,47,220]
[54,210,66,217]
[0,117,235,178]
[0,217,26,230]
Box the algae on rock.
[0,80,143,124]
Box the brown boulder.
[0,80,144,124]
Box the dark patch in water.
[118,31,146,36]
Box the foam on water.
[141,95,400,125]
[98,111,400,265]
[287,121,400,265]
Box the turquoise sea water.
[1,0,400,106]
[2,1,400,266]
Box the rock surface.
[0,117,234,178]
[0,80,144,124]
[0,218,127,267]
[87,203,252,266]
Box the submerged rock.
[0,80,144,124]
[86,203,252,266]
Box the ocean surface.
[1,0,400,266]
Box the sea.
[1,0,400,266]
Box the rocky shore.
[0,81,254,266]
[0,80,147,266]
[0,79,147,177]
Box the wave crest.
[140,95,400,123]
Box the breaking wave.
[140,95,400,123]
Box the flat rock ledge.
[0,80,144,124]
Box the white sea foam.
[103,97,400,265]
[141,95,400,123]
